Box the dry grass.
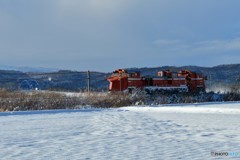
[0,89,82,111]
[84,93,133,108]
[0,90,136,112]
[1,87,240,112]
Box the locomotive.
[107,69,206,93]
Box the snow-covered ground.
[1,102,240,160]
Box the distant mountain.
[0,64,239,91]
[124,64,240,85]
[0,69,109,91]
[25,70,109,91]
[124,64,240,91]
[0,65,59,73]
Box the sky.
[0,0,240,72]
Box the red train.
[107,69,206,93]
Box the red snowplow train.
[107,69,206,93]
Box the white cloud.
[154,38,240,54]
[193,39,240,52]
[154,39,182,46]
[224,39,240,50]
[55,0,132,17]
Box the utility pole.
[207,73,213,91]
[87,70,90,96]
[119,74,122,92]
[237,76,240,92]
[209,74,212,90]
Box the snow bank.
[121,101,240,114]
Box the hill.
[0,64,239,91]
[125,64,240,88]
[0,65,59,73]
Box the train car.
[107,69,206,93]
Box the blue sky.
[1,0,240,72]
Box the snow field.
[0,102,240,160]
